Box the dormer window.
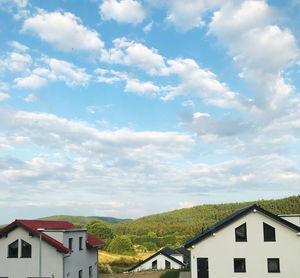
[264,223,276,241]
[235,223,247,242]
[8,240,18,258]
[21,240,32,258]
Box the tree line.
[85,195,300,254]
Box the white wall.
[133,253,183,272]
[0,227,64,278]
[279,215,300,227]
[190,211,300,278]
[171,254,184,263]
[63,230,98,278]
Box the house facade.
[185,205,300,278]
[129,247,186,272]
[0,219,104,278]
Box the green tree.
[85,220,114,244]
[107,235,136,255]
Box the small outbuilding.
[129,246,187,272]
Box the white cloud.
[164,0,206,30]
[14,74,48,89]
[100,37,168,75]
[125,78,160,97]
[22,10,104,51]
[100,0,146,24]
[143,21,153,32]
[209,1,274,43]
[42,57,91,86]
[0,52,32,73]
[0,107,194,160]
[25,93,38,102]
[9,41,29,52]
[162,58,253,111]
[0,92,10,101]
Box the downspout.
[63,252,71,278]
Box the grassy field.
[98,251,153,273]
[99,251,152,263]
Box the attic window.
[21,240,31,258]
[235,223,247,242]
[264,223,276,241]
[165,260,171,269]
[152,260,157,270]
[8,240,18,258]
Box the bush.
[98,263,113,274]
[107,235,136,255]
[108,257,140,273]
[160,269,181,278]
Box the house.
[0,219,105,278]
[184,204,300,278]
[128,246,187,272]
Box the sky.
[0,0,300,224]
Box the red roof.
[0,219,105,254]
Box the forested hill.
[39,215,130,226]
[112,195,300,250]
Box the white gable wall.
[0,227,63,278]
[279,215,300,227]
[133,253,182,272]
[190,211,300,278]
[63,230,98,278]
[171,254,184,263]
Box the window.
[21,240,31,258]
[152,260,157,270]
[69,238,73,251]
[268,258,280,273]
[235,223,247,242]
[264,223,276,241]
[78,270,82,278]
[89,266,92,277]
[79,237,83,250]
[234,258,246,272]
[8,240,18,258]
[165,260,171,269]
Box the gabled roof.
[184,204,300,248]
[0,219,105,254]
[175,247,190,258]
[128,247,185,272]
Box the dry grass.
[100,270,167,278]
[99,251,152,264]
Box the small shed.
[129,247,186,272]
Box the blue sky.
[0,0,300,224]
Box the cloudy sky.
[0,0,300,224]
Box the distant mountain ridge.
[88,216,132,224]
[38,215,131,226]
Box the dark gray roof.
[128,247,185,272]
[184,204,300,248]
[175,247,190,258]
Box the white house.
[0,219,105,278]
[184,204,300,278]
[128,247,186,272]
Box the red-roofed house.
[0,219,105,278]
